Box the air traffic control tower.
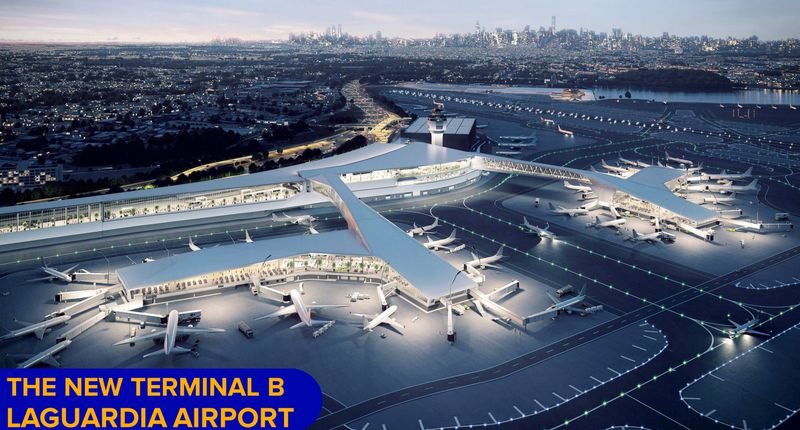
[427,100,447,146]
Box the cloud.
[349,10,394,23]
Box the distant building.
[402,116,475,151]
[0,160,63,189]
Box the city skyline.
[1,0,799,43]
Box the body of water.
[592,88,800,105]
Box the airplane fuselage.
[364,305,398,331]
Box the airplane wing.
[175,327,225,335]
[545,290,560,304]
[384,317,405,331]
[727,318,740,327]
[747,329,770,337]
[63,264,79,274]
[254,305,297,320]
[562,305,585,314]
[114,329,167,346]
[27,276,54,283]
[307,304,349,310]
[481,263,502,270]
[525,309,557,322]
[34,327,48,340]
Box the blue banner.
[2,368,321,429]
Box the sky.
[1,0,798,43]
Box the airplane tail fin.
[470,252,478,261]
[548,202,556,210]
[431,218,439,228]
[40,256,48,268]
[595,216,600,224]
[143,349,167,359]
[245,230,253,243]
[744,167,753,176]
[523,216,529,226]
[632,229,639,238]
[750,179,759,188]
[426,236,433,244]
[579,284,587,297]
[448,229,456,239]
[495,246,504,257]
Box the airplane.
[113,309,225,358]
[465,246,505,270]
[706,167,753,181]
[726,318,769,339]
[188,237,202,252]
[790,105,797,111]
[254,289,349,329]
[549,202,589,217]
[541,117,555,125]
[0,315,71,341]
[522,217,556,239]
[30,259,79,283]
[600,159,630,174]
[557,125,574,136]
[272,212,316,226]
[423,229,459,251]
[618,157,640,167]
[586,216,627,230]
[346,292,370,302]
[563,180,592,193]
[626,229,662,243]
[353,305,405,332]
[13,340,72,368]
[685,179,759,194]
[406,218,439,236]
[528,285,598,320]
[691,192,737,206]
[665,151,693,166]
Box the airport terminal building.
[0,139,719,308]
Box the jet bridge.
[468,280,524,326]
[473,156,590,183]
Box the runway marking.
[628,394,692,430]
[708,373,725,382]
[590,376,604,384]
[705,409,717,417]
[488,412,497,424]
[775,402,795,413]
[639,322,649,327]
[423,386,434,391]
[592,330,599,335]
[453,416,460,427]
[382,425,386,430]
[418,419,424,430]
[534,399,546,410]
[643,334,658,341]
[759,346,774,354]
[361,423,370,430]
[620,355,636,363]
[644,329,660,333]
[376,400,386,406]
[682,397,701,401]
[552,392,568,402]
[513,405,525,418]
[447,380,457,385]
[632,344,647,352]
[562,342,570,347]
[577,336,584,341]
[569,384,582,394]
[607,367,621,376]
[399,392,410,397]
[545,349,554,353]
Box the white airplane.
[586,216,626,229]
[626,229,662,243]
[549,202,589,217]
[692,193,737,206]
[188,237,202,252]
[465,246,505,270]
[353,305,405,332]
[665,151,693,166]
[272,212,316,226]
[30,260,79,283]
[1,315,71,341]
[424,230,458,251]
[686,179,759,194]
[600,159,630,174]
[706,167,753,181]
[618,157,639,167]
[254,289,349,329]
[563,180,592,193]
[528,285,596,320]
[14,340,72,368]
[557,125,574,136]
[726,318,769,339]
[346,292,370,302]
[522,217,556,239]
[113,309,225,358]
[406,218,439,236]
